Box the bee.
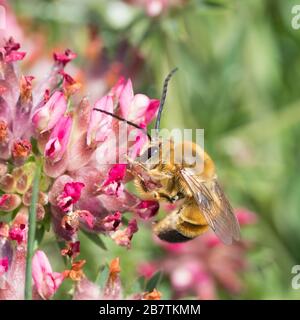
[94,69,240,245]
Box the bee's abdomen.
[153,207,208,243]
[156,229,191,243]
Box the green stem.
[25,161,42,300]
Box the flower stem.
[25,161,42,300]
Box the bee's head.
[136,137,162,167]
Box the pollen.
[12,139,32,159]
[0,120,8,143]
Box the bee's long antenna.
[155,67,178,131]
[93,108,152,141]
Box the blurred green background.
[8,0,300,299]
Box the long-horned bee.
[94,69,240,245]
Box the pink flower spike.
[53,49,77,66]
[44,115,72,162]
[134,200,159,220]
[32,250,64,300]
[87,95,113,146]
[57,182,85,212]
[0,257,9,276]
[32,91,67,133]
[236,208,257,226]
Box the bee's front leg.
[155,191,179,203]
[125,155,149,173]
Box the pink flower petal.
[32,91,67,133]
[57,182,85,212]
[73,278,101,300]
[87,95,113,146]
[100,211,122,231]
[8,224,26,245]
[44,115,72,162]
[119,79,134,119]
[134,200,159,220]
[5,51,26,63]
[77,210,95,229]
[0,257,9,276]
[0,247,26,300]
[1,38,26,62]
[32,250,64,300]
[236,208,257,225]
[111,219,138,249]
[0,194,21,212]
[53,49,77,66]
[102,164,127,187]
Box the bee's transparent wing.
[180,168,240,245]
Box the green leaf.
[129,277,145,295]
[30,137,39,156]
[95,264,110,289]
[35,224,45,245]
[145,271,162,292]
[81,229,107,250]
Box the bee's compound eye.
[147,146,159,159]
[139,146,159,163]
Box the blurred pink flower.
[53,49,77,67]
[73,278,101,300]
[32,250,64,300]
[0,209,28,300]
[137,262,157,279]
[0,1,23,46]
[1,37,26,63]
[138,208,257,299]
[0,257,9,276]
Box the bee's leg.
[124,154,146,169]
[168,192,184,203]
[156,191,185,203]
[155,191,177,203]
